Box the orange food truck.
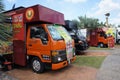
[89,27,114,48]
[0,5,76,73]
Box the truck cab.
[26,24,75,73]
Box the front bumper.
[52,56,76,70]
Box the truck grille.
[52,50,67,63]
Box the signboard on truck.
[106,28,116,43]
[12,13,24,40]
[54,25,73,60]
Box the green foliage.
[0,0,12,41]
[73,56,106,68]
[0,0,5,22]
[78,15,100,29]
[0,0,4,12]
[72,15,105,29]
[0,40,13,54]
[99,22,105,27]
[89,47,110,50]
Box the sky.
[3,0,120,26]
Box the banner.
[54,25,73,60]
[12,13,24,40]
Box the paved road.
[96,48,120,80]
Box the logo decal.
[26,8,34,20]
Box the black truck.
[64,20,89,52]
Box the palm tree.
[78,15,100,29]
[0,0,11,41]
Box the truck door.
[90,30,98,46]
[13,40,26,66]
[27,25,51,59]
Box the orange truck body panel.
[98,34,108,44]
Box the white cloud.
[64,0,87,3]
[7,0,16,3]
[87,0,120,25]
[111,13,120,25]
[94,0,120,16]
[118,13,120,17]
[110,18,120,25]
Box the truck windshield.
[76,31,86,40]
[77,31,84,37]
[47,25,63,40]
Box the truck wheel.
[98,43,104,48]
[31,57,44,73]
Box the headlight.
[58,57,62,61]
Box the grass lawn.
[73,56,106,69]
[115,44,120,48]
[89,46,110,50]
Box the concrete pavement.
[96,49,120,80]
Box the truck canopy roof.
[91,27,108,33]
[5,4,65,25]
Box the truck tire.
[31,57,44,73]
[98,43,104,48]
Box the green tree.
[99,22,105,27]
[78,15,102,29]
[0,0,11,41]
